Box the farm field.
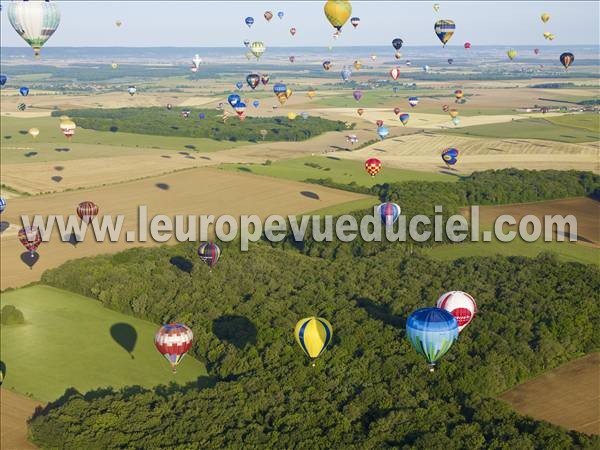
[0,285,207,402]
[220,155,458,186]
[438,113,600,143]
[0,167,367,288]
[426,197,599,265]
[0,389,40,450]
[330,132,598,173]
[499,353,600,435]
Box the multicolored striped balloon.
[155,323,194,372]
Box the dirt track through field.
[499,353,600,435]
[0,167,367,289]
[0,389,40,450]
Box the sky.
[1,1,598,48]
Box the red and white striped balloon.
[76,201,99,224]
[436,291,477,332]
[389,67,401,80]
[155,323,194,372]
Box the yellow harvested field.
[331,133,599,173]
[499,353,600,435]
[0,389,40,450]
[315,108,565,129]
[0,167,367,288]
[1,128,371,194]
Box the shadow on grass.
[110,323,137,359]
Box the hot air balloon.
[323,60,332,70]
[128,85,137,96]
[376,202,401,226]
[111,62,118,70]
[543,31,552,40]
[28,127,39,139]
[442,147,459,166]
[246,74,260,89]
[408,97,419,107]
[287,112,297,121]
[346,134,358,144]
[249,41,266,59]
[260,129,268,139]
[243,39,250,48]
[559,52,574,70]
[7,0,61,58]
[273,83,288,105]
[452,117,460,126]
[261,74,270,85]
[434,19,455,46]
[442,104,449,112]
[285,87,293,99]
[295,317,333,366]
[17,103,26,111]
[464,42,471,49]
[289,55,296,63]
[534,48,540,55]
[324,0,352,31]
[155,323,193,373]
[290,27,297,36]
[365,157,382,176]
[233,102,246,116]
[190,66,198,73]
[353,60,362,70]
[341,67,352,81]
[357,108,364,116]
[76,201,99,224]
[447,58,453,65]
[448,109,459,119]
[0,197,6,214]
[377,127,389,140]
[198,242,221,269]
[264,11,273,21]
[227,93,241,107]
[454,89,463,101]
[181,109,191,119]
[433,3,440,12]
[376,120,384,127]
[235,81,244,90]
[192,54,202,69]
[371,54,377,61]
[353,90,362,101]
[0,74,7,86]
[390,67,401,80]
[252,100,260,108]
[59,118,76,140]
[394,52,402,60]
[436,291,477,332]
[406,308,458,371]
[423,65,430,72]
[115,20,122,27]
[406,60,412,66]
[307,90,316,99]
[393,107,401,115]
[507,49,517,61]
[19,86,29,96]
[18,226,42,255]
[198,113,206,119]
[350,16,360,28]
[301,112,309,120]
[399,113,410,126]
[541,12,550,23]
[392,38,404,50]
[245,16,254,27]
[277,11,284,19]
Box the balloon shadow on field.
[169,256,193,273]
[24,152,38,158]
[54,147,71,152]
[355,298,405,329]
[54,166,65,171]
[109,126,119,133]
[184,145,196,150]
[326,156,340,160]
[0,221,9,233]
[62,232,81,246]
[200,156,211,160]
[155,183,170,190]
[110,323,137,359]
[300,191,320,200]
[237,166,252,173]
[18,130,28,135]
[51,176,63,183]
[178,151,189,156]
[160,155,171,159]
[212,315,257,349]
[20,251,40,269]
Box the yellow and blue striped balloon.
[294,317,333,361]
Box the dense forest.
[51,107,350,142]
[28,169,600,449]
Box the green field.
[438,113,600,143]
[0,285,206,402]
[220,156,458,187]
[1,116,239,163]
[426,229,599,266]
